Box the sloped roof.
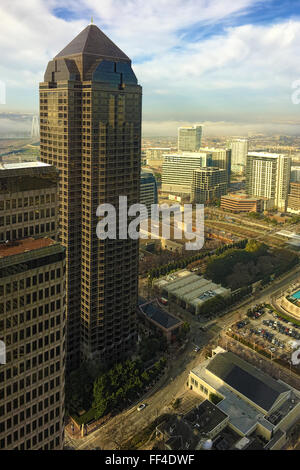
[207,351,289,412]
[55,24,130,61]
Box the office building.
[0,163,65,450]
[230,139,248,172]
[178,125,202,152]
[199,148,231,183]
[0,162,59,243]
[290,166,300,183]
[191,167,227,204]
[40,24,141,368]
[220,193,265,213]
[162,152,212,196]
[287,182,300,214]
[145,148,172,168]
[246,152,291,211]
[0,238,66,450]
[140,170,158,215]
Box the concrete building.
[154,270,231,315]
[162,152,212,196]
[188,348,300,449]
[145,148,172,168]
[40,24,141,368]
[246,152,291,212]
[290,166,300,183]
[199,147,231,183]
[0,162,59,243]
[191,167,227,204]
[140,170,158,215]
[230,139,248,172]
[0,238,66,450]
[178,125,202,152]
[220,193,265,213]
[287,182,300,214]
[0,161,66,450]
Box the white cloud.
[0,0,299,131]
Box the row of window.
[0,222,56,241]
[0,298,62,315]
[0,194,55,210]
[191,377,209,395]
[0,377,61,408]
[0,362,62,396]
[0,429,61,450]
[0,208,55,225]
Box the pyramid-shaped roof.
[55,24,130,62]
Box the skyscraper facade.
[0,163,66,450]
[178,126,202,152]
[191,167,227,204]
[161,152,212,196]
[246,152,291,211]
[230,138,248,172]
[0,162,59,243]
[199,148,231,183]
[40,25,142,368]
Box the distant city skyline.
[1,1,300,136]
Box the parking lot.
[231,304,300,361]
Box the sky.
[1,0,300,136]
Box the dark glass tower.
[40,25,142,369]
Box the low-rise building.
[220,193,265,213]
[138,298,183,343]
[154,270,231,315]
[188,348,300,449]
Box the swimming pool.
[292,290,300,300]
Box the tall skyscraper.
[191,167,227,204]
[40,24,142,368]
[246,152,291,211]
[162,152,212,196]
[230,138,248,172]
[178,125,202,152]
[0,163,66,450]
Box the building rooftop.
[248,151,286,158]
[139,299,182,330]
[184,400,228,434]
[206,351,289,412]
[155,270,230,307]
[0,162,50,170]
[156,415,201,450]
[0,238,55,258]
[221,192,261,201]
[55,24,130,62]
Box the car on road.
[137,404,146,411]
[194,346,200,352]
